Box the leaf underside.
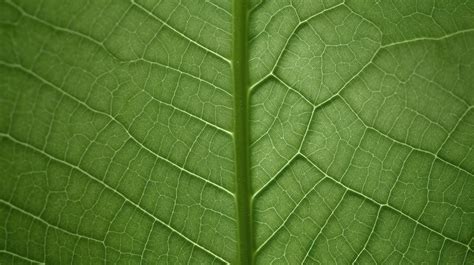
[0,0,473,264]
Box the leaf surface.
[0,0,473,264]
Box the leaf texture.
[0,0,473,264]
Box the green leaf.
[0,0,473,264]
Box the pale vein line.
[0,199,105,244]
[130,58,232,97]
[0,61,234,197]
[206,1,231,17]
[301,190,348,263]
[251,21,474,259]
[273,68,473,179]
[254,31,381,121]
[7,1,232,99]
[255,174,327,253]
[139,221,156,265]
[381,28,474,49]
[249,2,345,92]
[250,85,291,147]
[272,75,313,106]
[248,2,474,262]
[300,154,472,251]
[437,106,473,155]
[252,98,316,199]
[139,87,233,136]
[413,73,469,108]
[5,0,119,59]
[131,0,231,64]
[0,249,44,264]
[252,12,474,107]
[248,5,298,43]
[338,95,474,177]
[351,205,382,264]
[252,153,298,200]
[0,134,229,264]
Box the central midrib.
[232,0,253,264]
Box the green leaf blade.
[1,0,473,264]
